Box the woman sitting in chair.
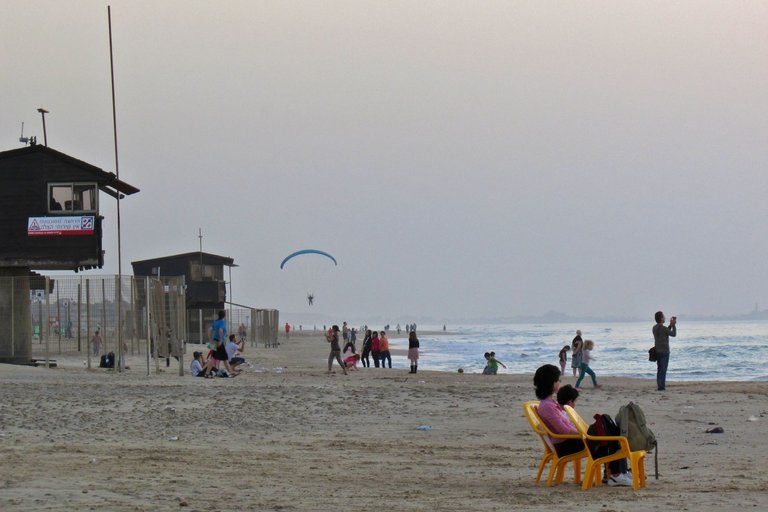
[534,364,632,487]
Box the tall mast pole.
[108,5,125,372]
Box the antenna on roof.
[19,122,36,146]
[37,108,49,146]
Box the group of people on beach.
[557,330,602,390]
[558,311,677,391]
[325,324,420,374]
[190,310,247,378]
[532,310,678,487]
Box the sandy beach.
[1,331,767,511]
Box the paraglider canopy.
[280,249,338,306]
[280,249,338,269]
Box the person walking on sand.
[204,310,238,377]
[326,325,348,375]
[558,345,570,375]
[575,339,601,389]
[653,311,677,391]
[571,332,583,377]
[408,331,420,373]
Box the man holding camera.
[653,311,677,391]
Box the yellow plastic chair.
[522,401,554,484]
[564,406,647,491]
[522,400,586,486]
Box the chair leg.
[573,458,582,484]
[629,453,647,490]
[554,461,569,485]
[581,461,595,490]
[535,456,550,484]
[546,464,558,487]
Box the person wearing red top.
[379,331,392,368]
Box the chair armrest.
[584,434,631,453]
[547,432,583,441]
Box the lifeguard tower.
[0,144,139,364]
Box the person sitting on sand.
[534,364,632,486]
[225,334,246,371]
[190,351,206,377]
[99,351,115,369]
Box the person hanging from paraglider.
[280,249,337,306]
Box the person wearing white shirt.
[225,335,245,370]
[190,352,206,377]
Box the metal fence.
[193,305,279,348]
[0,274,280,372]
[1,274,185,370]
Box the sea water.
[387,321,768,382]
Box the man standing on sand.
[326,325,348,375]
[653,311,677,391]
[285,322,291,339]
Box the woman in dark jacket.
[360,329,372,368]
[408,331,420,373]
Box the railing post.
[44,277,50,367]
[144,277,152,377]
[86,279,91,369]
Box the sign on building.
[28,216,96,236]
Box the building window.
[191,262,220,281]
[48,183,98,213]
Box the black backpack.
[586,413,620,458]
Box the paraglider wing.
[280,249,338,269]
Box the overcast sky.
[3,1,767,322]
